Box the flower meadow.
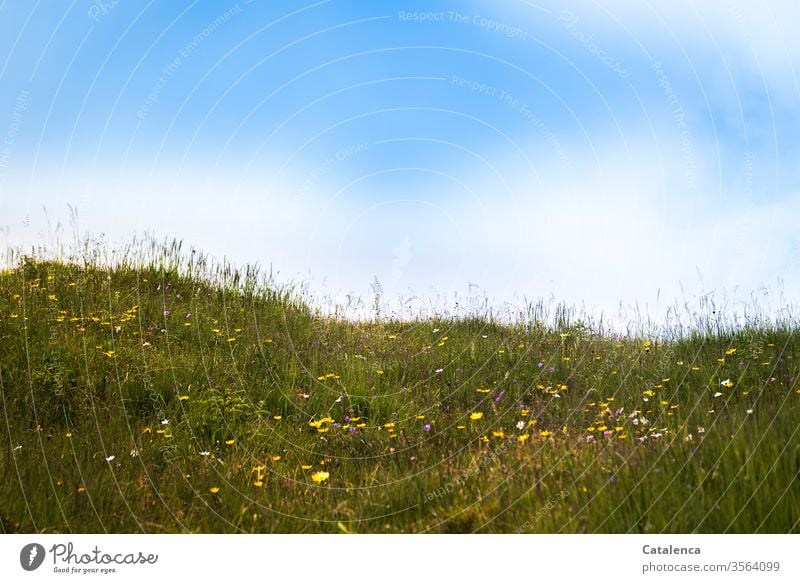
[0,240,798,533]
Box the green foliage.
[0,244,798,533]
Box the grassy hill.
[1,244,798,533]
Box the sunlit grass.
[0,238,798,533]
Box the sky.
[1,0,799,330]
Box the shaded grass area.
[0,245,798,533]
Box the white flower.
[105,455,115,462]
[746,409,753,414]
[435,368,443,373]
[516,421,526,430]
[713,392,722,397]
[697,426,705,433]
[160,419,169,425]
[199,451,210,456]
[130,448,139,457]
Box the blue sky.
[1,0,799,326]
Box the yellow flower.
[470,412,483,421]
[476,388,490,393]
[539,430,552,438]
[383,422,395,429]
[65,432,73,438]
[492,431,506,439]
[273,415,282,420]
[416,415,425,420]
[301,465,313,470]
[725,348,737,355]
[225,439,235,445]
[209,487,220,494]
[271,455,281,461]
[311,471,330,483]
[517,434,529,444]
[253,481,264,488]
[179,395,190,401]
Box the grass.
[0,238,798,533]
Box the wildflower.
[200,451,210,456]
[538,362,544,368]
[311,471,329,483]
[301,465,312,470]
[271,455,281,461]
[539,430,552,438]
[105,455,115,462]
[494,391,505,403]
[435,368,443,374]
[253,481,264,488]
[209,487,220,494]
[423,424,431,432]
[273,415,282,420]
[130,448,139,457]
[179,395,190,401]
[517,434,529,444]
[476,387,490,393]
[713,392,723,397]
[725,348,737,355]
[516,421,526,430]
[492,431,506,439]
[470,412,483,420]
[65,432,73,438]
[163,309,171,317]
[720,378,734,388]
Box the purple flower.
[423,424,431,432]
[344,415,350,423]
[333,422,341,428]
[163,309,171,317]
[494,391,505,403]
[548,367,555,373]
[537,362,544,368]
[614,408,622,418]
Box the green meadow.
[1,240,798,533]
